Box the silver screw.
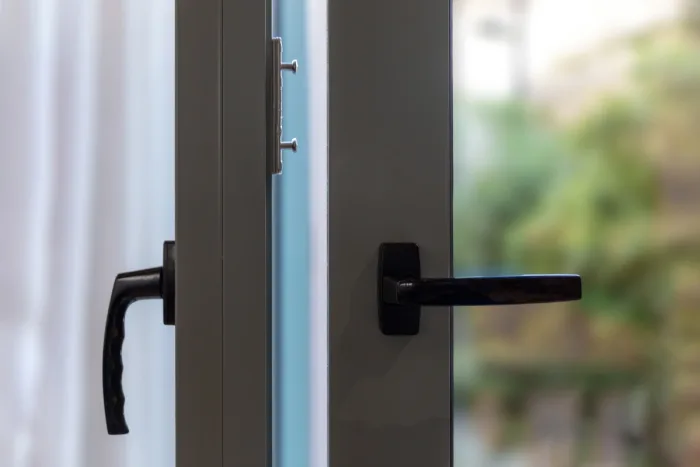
[280,138,298,152]
[281,60,298,74]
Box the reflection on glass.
[453,1,700,465]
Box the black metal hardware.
[378,243,581,335]
[102,241,176,435]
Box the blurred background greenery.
[453,1,700,465]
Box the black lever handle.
[102,241,175,435]
[102,268,161,435]
[378,243,582,335]
[383,275,581,306]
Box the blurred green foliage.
[455,28,700,331]
[453,29,700,446]
[453,11,700,464]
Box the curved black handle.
[102,267,162,435]
[378,243,582,335]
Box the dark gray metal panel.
[221,0,272,464]
[175,0,223,466]
[328,0,453,464]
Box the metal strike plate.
[270,37,298,175]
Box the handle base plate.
[378,243,422,335]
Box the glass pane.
[454,1,698,465]
[0,1,175,465]
[272,0,327,465]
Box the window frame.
[176,0,453,463]
[175,0,272,465]
[327,0,454,465]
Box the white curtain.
[0,1,175,466]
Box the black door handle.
[378,243,581,335]
[102,241,176,435]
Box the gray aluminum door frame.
[328,0,453,465]
[176,0,272,466]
